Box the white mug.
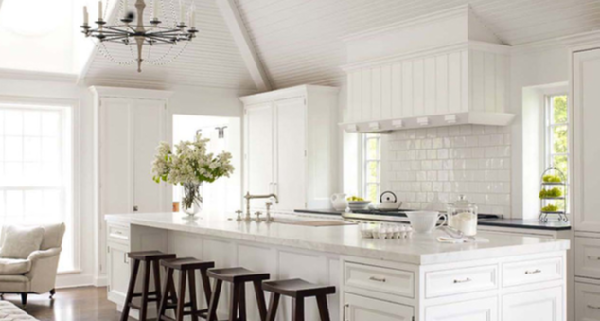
[406,211,447,234]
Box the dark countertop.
[294,209,572,231]
[478,219,571,231]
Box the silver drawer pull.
[453,278,471,284]
[525,269,541,275]
[369,276,386,283]
[587,256,600,260]
[588,305,600,310]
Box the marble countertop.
[106,212,570,265]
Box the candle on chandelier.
[153,0,158,19]
[83,6,89,26]
[98,1,103,21]
[124,0,128,13]
[189,5,195,28]
[179,0,185,25]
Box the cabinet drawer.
[344,293,414,321]
[576,282,600,321]
[575,237,600,279]
[108,224,130,243]
[502,256,563,287]
[425,265,498,298]
[344,262,415,298]
[425,296,498,321]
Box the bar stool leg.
[228,283,240,321]
[206,280,222,321]
[201,269,212,307]
[120,259,140,321]
[188,270,200,321]
[265,293,280,321]
[157,267,174,320]
[176,271,187,321]
[152,260,162,310]
[316,295,330,321]
[253,280,267,321]
[292,297,305,321]
[238,283,247,321]
[140,261,152,321]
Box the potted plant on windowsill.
[151,134,235,219]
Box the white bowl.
[348,201,371,211]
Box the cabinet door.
[425,296,498,321]
[132,99,168,213]
[107,241,130,306]
[573,48,600,232]
[275,98,307,210]
[575,282,600,321]
[502,286,564,321]
[245,103,274,197]
[344,293,413,321]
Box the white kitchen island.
[105,212,570,321]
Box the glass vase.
[182,183,203,218]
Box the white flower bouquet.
[152,134,235,215]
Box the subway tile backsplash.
[382,125,511,216]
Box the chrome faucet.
[244,192,278,221]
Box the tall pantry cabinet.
[91,86,172,291]
[240,85,340,211]
[572,46,600,321]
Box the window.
[363,133,380,203]
[0,102,75,272]
[545,94,569,211]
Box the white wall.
[509,46,569,219]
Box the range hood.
[340,6,516,133]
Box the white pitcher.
[330,193,348,211]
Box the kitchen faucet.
[244,192,278,221]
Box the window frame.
[0,96,80,274]
[362,133,381,203]
[544,93,570,213]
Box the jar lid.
[449,194,475,207]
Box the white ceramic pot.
[330,193,348,211]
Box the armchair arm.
[25,247,62,293]
[27,248,61,261]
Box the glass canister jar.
[447,195,478,236]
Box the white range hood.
[340,6,516,133]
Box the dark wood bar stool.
[206,267,270,321]
[262,278,336,321]
[120,251,177,321]
[157,257,215,321]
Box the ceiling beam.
[217,0,272,92]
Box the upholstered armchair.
[0,223,65,305]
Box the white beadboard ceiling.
[84,0,257,89]
[235,0,600,89]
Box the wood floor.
[2,287,133,321]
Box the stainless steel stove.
[342,209,501,223]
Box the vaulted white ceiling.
[235,0,600,89]
[80,0,600,90]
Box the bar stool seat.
[262,278,336,321]
[120,251,177,321]
[157,257,215,321]
[206,267,270,321]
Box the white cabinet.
[91,86,172,281]
[573,48,600,233]
[502,286,564,321]
[344,293,414,321]
[575,282,600,321]
[241,85,339,210]
[425,296,498,321]
[107,240,130,306]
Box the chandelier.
[81,0,198,72]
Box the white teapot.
[330,193,348,211]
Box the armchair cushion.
[0,258,31,275]
[0,226,44,259]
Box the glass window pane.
[0,137,4,161]
[24,111,41,136]
[42,112,60,136]
[366,161,379,183]
[552,95,568,124]
[24,137,41,162]
[25,190,43,217]
[551,125,568,154]
[552,155,569,182]
[367,138,379,160]
[5,111,23,136]
[366,184,378,203]
[5,137,22,162]
[6,190,23,217]
[42,137,60,162]
[5,163,23,185]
